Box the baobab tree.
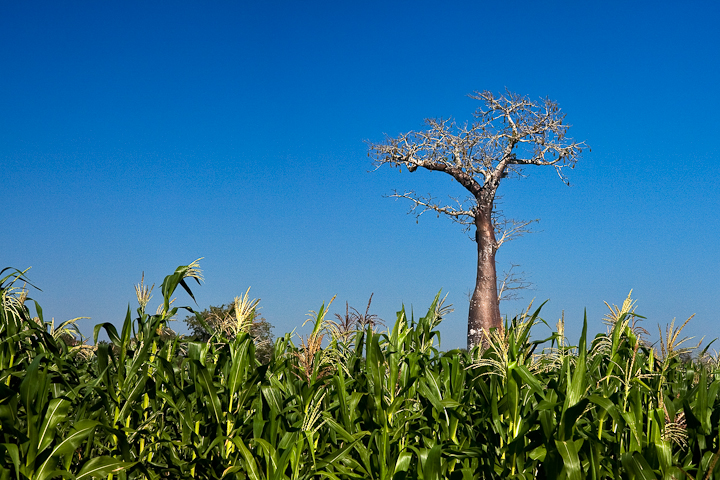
[368,90,587,350]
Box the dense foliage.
[1,263,719,479]
[183,296,274,364]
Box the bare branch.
[497,264,534,303]
[368,89,587,207]
[469,90,588,186]
[465,263,534,304]
[493,215,538,249]
[388,191,475,226]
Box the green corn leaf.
[120,306,133,358]
[621,451,658,480]
[699,449,720,478]
[36,420,98,480]
[19,354,47,413]
[322,418,372,474]
[529,445,546,462]
[220,466,244,479]
[663,467,686,480]
[197,435,227,464]
[563,315,587,412]
[76,456,134,480]
[152,355,176,386]
[227,336,254,400]
[251,437,297,479]
[310,300,330,337]
[653,438,672,473]
[587,394,625,428]
[177,278,199,304]
[439,398,461,409]
[34,470,75,480]
[560,399,589,441]
[0,443,20,480]
[123,345,162,394]
[707,379,720,412]
[507,363,520,435]
[271,444,300,480]
[694,367,710,434]
[155,390,194,438]
[393,451,413,475]
[314,435,366,471]
[261,384,284,416]
[621,410,643,453]
[194,360,223,424]
[490,383,505,438]
[555,439,583,480]
[116,373,149,421]
[423,445,442,480]
[33,300,44,324]
[512,364,545,397]
[160,270,184,314]
[390,306,409,347]
[187,341,204,363]
[95,343,119,404]
[252,398,266,439]
[418,377,445,413]
[93,322,121,347]
[37,398,70,453]
[606,311,631,384]
[19,356,49,466]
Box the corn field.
[1,263,719,479]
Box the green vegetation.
[1,262,719,479]
[182,290,274,364]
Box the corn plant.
[2,264,720,479]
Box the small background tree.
[184,290,274,363]
[369,90,586,350]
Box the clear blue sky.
[2,1,718,349]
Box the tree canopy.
[184,290,274,363]
[369,90,587,349]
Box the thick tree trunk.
[467,202,502,350]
